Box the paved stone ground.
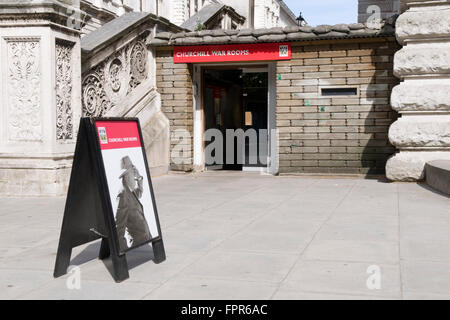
[0,172,449,300]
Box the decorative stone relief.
[6,38,42,141]
[82,39,148,117]
[56,41,74,140]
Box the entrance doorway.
[202,67,268,171]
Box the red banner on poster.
[174,42,291,63]
[96,121,142,150]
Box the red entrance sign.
[174,42,291,63]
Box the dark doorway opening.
[203,67,268,171]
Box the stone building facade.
[1,0,449,196]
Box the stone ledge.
[0,0,87,31]
[386,151,450,181]
[391,80,450,112]
[389,116,450,148]
[396,7,450,44]
[425,160,450,196]
[394,44,450,77]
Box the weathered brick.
[331,71,359,78]
[332,98,360,105]
[331,140,359,147]
[319,50,347,58]
[304,58,332,65]
[292,51,318,59]
[319,78,347,86]
[277,120,291,127]
[292,146,318,153]
[304,126,330,133]
[304,153,331,160]
[304,140,331,147]
[277,73,296,81]
[304,113,331,120]
[292,65,319,72]
[291,160,318,167]
[319,160,346,167]
[319,147,346,153]
[347,49,374,56]
[291,120,319,127]
[319,64,347,72]
[278,113,304,120]
[319,120,346,126]
[319,133,346,140]
[331,126,359,133]
[332,57,360,64]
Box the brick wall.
[276,38,400,175]
[155,48,194,171]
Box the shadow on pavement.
[70,241,156,280]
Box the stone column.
[0,0,87,195]
[386,0,450,181]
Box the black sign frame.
[53,117,166,283]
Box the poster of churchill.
[95,120,160,254]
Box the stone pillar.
[386,0,450,181]
[0,1,87,195]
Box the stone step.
[425,160,450,196]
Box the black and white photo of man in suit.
[115,156,152,252]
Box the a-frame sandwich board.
[54,117,166,283]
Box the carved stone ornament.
[56,41,74,140]
[82,39,148,117]
[7,38,42,141]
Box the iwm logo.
[279,45,289,58]
[98,127,108,144]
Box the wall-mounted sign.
[174,42,291,63]
[54,118,166,283]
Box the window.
[321,87,358,96]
